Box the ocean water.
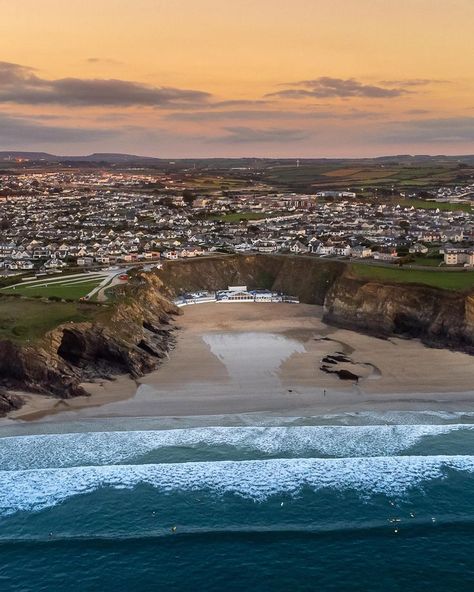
[2,413,474,590]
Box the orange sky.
[0,0,473,156]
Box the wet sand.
[6,375,138,422]
[5,302,474,422]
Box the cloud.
[210,99,272,108]
[165,109,323,122]
[267,77,408,99]
[381,79,449,87]
[0,61,212,108]
[0,112,119,146]
[0,61,37,84]
[210,126,311,143]
[379,117,474,143]
[86,57,123,65]
[166,108,382,122]
[404,109,432,115]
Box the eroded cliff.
[0,272,178,413]
[156,254,474,353]
[157,254,345,304]
[323,274,474,354]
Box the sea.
[2,410,474,591]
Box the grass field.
[209,211,283,222]
[409,257,443,267]
[2,279,101,300]
[185,176,252,190]
[261,161,474,192]
[398,199,472,212]
[0,298,98,343]
[351,263,474,291]
[1,274,107,300]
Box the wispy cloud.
[379,117,474,143]
[0,61,37,84]
[404,109,432,115]
[166,110,322,122]
[86,57,124,66]
[0,61,212,108]
[210,99,272,108]
[381,79,449,87]
[0,112,119,146]
[210,126,311,143]
[267,77,408,99]
[166,108,383,122]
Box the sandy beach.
[5,301,474,422]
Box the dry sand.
[5,302,474,422]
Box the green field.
[2,279,101,300]
[0,298,98,343]
[209,211,285,222]
[210,212,267,222]
[398,199,472,212]
[185,176,253,190]
[0,273,108,301]
[351,263,474,291]
[260,160,474,193]
[409,257,443,267]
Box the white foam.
[0,425,471,470]
[323,410,474,426]
[1,455,474,515]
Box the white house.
[351,246,372,258]
[443,245,474,266]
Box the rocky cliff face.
[0,273,178,414]
[323,274,474,354]
[158,255,474,353]
[157,254,346,305]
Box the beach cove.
[6,302,474,423]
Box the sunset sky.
[0,0,473,157]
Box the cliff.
[0,273,178,414]
[157,254,346,305]
[156,255,474,353]
[323,274,474,354]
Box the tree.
[182,189,195,206]
[161,196,178,209]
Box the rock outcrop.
[323,274,474,354]
[0,389,23,415]
[0,273,179,412]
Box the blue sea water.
[2,412,474,591]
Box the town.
[0,168,473,277]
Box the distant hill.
[0,152,59,161]
[0,152,164,165]
[1,152,474,167]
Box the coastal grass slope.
[0,298,99,344]
[351,264,474,291]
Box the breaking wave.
[1,455,474,515]
[0,424,472,470]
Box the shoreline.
[3,302,474,423]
